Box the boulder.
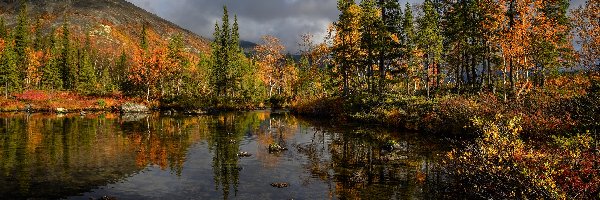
[56,108,68,113]
[120,103,149,113]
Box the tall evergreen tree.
[402,3,419,94]
[140,24,149,51]
[332,0,362,97]
[359,0,383,93]
[377,0,403,93]
[0,17,7,39]
[14,0,30,87]
[210,6,232,96]
[418,0,443,98]
[77,35,97,94]
[60,21,78,90]
[210,6,244,98]
[0,34,21,97]
[41,29,62,91]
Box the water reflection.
[0,111,455,199]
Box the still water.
[0,111,454,199]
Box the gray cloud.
[125,0,586,52]
[125,0,340,53]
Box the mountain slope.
[0,0,210,56]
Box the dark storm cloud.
[125,0,585,52]
[125,0,339,52]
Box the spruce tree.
[60,21,77,90]
[417,0,443,98]
[15,1,29,87]
[41,29,62,91]
[0,17,7,39]
[402,3,418,94]
[76,34,97,94]
[0,34,21,97]
[140,24,149,51]
[377,0,403,94]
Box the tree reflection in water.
[0,111,455,199]
[294,119,453,199]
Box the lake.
[0,111,456,199]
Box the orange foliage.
[0,38,5,53]
[254,35,286,97]
[26,48,44,88]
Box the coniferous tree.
[77,35,97,94]
[0,17,7,39]
[60,21,78,90]
[417,0,443,98]
[0,34,20,97]
[402,3,419,94]
[332,0,362,97]
[377,0,403,94]
[14,1,30,88]
[41,29,62,91]
[210,6,232,97]
[359,0,384,93]
[210,6,246,99]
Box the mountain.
[240,40,257,55]
[0,0,210,56]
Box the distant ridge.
[0,0,210,56]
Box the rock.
[120,103,149,113]
[349,171,366,183]
[121,113,148,122]
[89,196,117,200]
[270,182,289,188]
[268,143,288,153]
[56,108,68,113]
[237,152,252,157]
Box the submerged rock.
[268,143,288,153]
[120,103,149,113]
[121,113,149,122]
[237,152,252,157]
[270,182,289,188]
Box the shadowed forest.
[0,0,599,199]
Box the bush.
[447,116,600,199]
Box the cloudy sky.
[125,0,585,52]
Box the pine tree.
[41,29,62,91]
[210,6,245,98]
[402,3,418,94]
[60,21,78,90]
[0,34,21,97]
[167,34,187,96]
[359,0,383,93]
[0,17,7,39]
[140,24,149,51]
[377,0,403,94]
[14,1,30,88]
[77,36,97,94]
[417,0,443,98]
[332,0,362,97]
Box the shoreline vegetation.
[0,0,598,199]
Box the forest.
[0,0,599,198]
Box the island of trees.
[0,0,599,198]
